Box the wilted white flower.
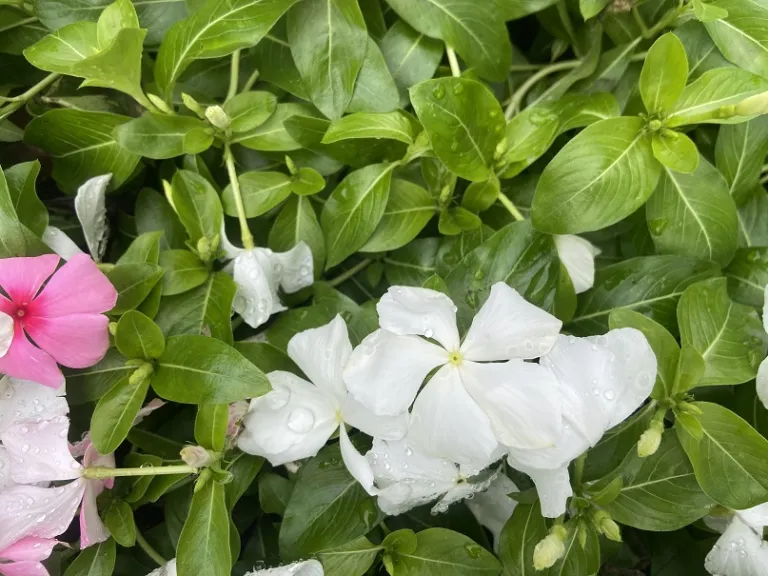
[554,234,600,294]
[704,504,768,576]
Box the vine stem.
[136,532,167,566]
[226,49,240,102]
[223,143,255,250]
[498,194,525,222]
[556,1,578,54]
[0,15,36,33]
[446,45,461,77]
[504,61,576,119]
[242,68,260,93]
[0,73,60,121]
[328,259,373,287]
[83,465,198,479]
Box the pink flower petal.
[1,416,83,484]
[0,294,15,315]
[0,326,63,388]
[79,481,109,548]
[0,480,85,552]
[23,314,110,369]
[0,560,50,576]
[1,537,58,562]
[30,254,117,317]
[0,256,59,305]
[83,442,115,490]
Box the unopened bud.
[638,419,664,457]
[676,401,703,415]
[438,185,453,207]
[182,93,206,118]
[593,510,622,542]
[197,236,213,262]
[735,91,768,116]
[285,155,298,175]
[533,525,567,570]
[108,322,118,336]
[717,104,736,118]
[205,105,230,130]
[181,445,214,469]
[648,119,662,132]
[493,137,508,160]
[147,93,173,114]
[128,362,154,386]
[162,179,176,212]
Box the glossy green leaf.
[65,349,133,405]
[323,110,418,144]
[392,528,500,576]
[223,90,278,133]
[384,237,440,286]
[498,502,547,576]
[115,310,165,359]
[252,20,308,99]
[725,247,768,307]
[438,206,481,235]
[258,472,293,515]
[347,37,400,114]
[736,186,768,247]
[235,103,316,151]
[704,0,768,79]
[3,160,47,237]
[159,250,210,296]
[64,538,116,576]
[317,537,381,576]
[651,131,700,173]
[117,231,163,265]
[170,169,223,245]
[115,113,213,159]
[135,188,187,250]
[107,263,164,315]
[714,116,768,203]
[270,195,326,273]
[195,403,228,451]
[104,501,136,547]
[462,176,500,212]
[90,371,150,454]
[380,19,443,103]
[292,167,326,196]
[222,171,292,218]
[639,33,689,114]
[177,479,231,576]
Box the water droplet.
[36,514,46,523]
[384,463,392,471]
[592,388,600,396]
[405,447,413,456]
[524,340,534,351]
[267,388,291,410]
[299,265,310,276]
[452,83,464,95]
[424,328,434,338]
[648,218,668,236]
[465,544,482,559]
[21,444,29,453]
[432,85,445,100]
[489,110,499,119]
[450,141,459,152]
[604,389,616,400]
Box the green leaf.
[677,277,766,386]
[235,102,316,151]
[544,522,600,576]
[24,109,140,194]
[104,501,136,547]
[136,188,187,250]
[153,334,270,404]
[159,250,210,296]
[651,131,700,173]
[360,179,435,253]
[693,0,729,21]
[223,90,278,134]
[280,441,380,560]
[704,0,768,79]
[462,176,500,213]
[292,167,326,196]
[384,237,440,286]
[438,206,481,235]
[90,372,150,454]
[381,19,443,104]
[321,162,395,268]
[195,403,229,451]
[115,113,214,159]
[286,0,367,119]
[392,528,500,576]
[118,231,163,265]
[609,309,680,400]
[725,247,768,307]
[317,537,381,576]
[170,170,223,245]
[154,0,299,99]
[252,20,308,99]
[323,110,418,145]
[410,77,504,182]
[222,171,292,218]
[258,472,294,515]
[667,68,768,126]
[0,120,24,142]
[677,402,768,509]
[646,158,738,266]
[115,310,166,359]
[736,186,768,247]
[498,502,547,576]
[639,33,689,114]
[3,160,47,237]
[177,479,231,576]
[107,263,164,315]
[601,434,714,530]
[385,0,511,81]
[347,37,400,114]
[714,116,768,203]
[270,195,326,273]
[569,256,720,335]
[65,349,133,405]
[671,346,707,395]
[64,538,116,576]
[531,116,660,234]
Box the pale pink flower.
[0,254,117,388]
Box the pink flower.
[0,254,117,388]
[0,536,62,576]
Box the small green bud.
[197,236,213,263]
[638,419,664,457]
[648,119,663,132]
[493,137,509,160]
[181,93,206,118]
[438,185,453,207]
[162,179,177,212]
[717,104,736,118]
[205,105,231,130]
[108,322,118,336]
[676,401,703,415]
[180,445,214,468]
[285,155,298,175]
[147,93,173,114]
[128,361,154,387]
[592,510,622,542]
[533,525,568,570]
[735,91,768,116]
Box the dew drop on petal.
[287,408,315,433]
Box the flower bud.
[493,137,508,160]
[108,322,118,336]
[533,525,568,570]
[438,185,453,207]
[205,105,231,130]
[638,419,664,457]
[147,93,173,114]
[181,445,214,469]
[197,236,213,263]
[592,510,622,542]
[735,91,768,116]
[182,92,206,118]
[128,362,154,387]
[648,119,662,132]
[285,155,298,175]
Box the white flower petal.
[705,517,768,576]
[147,559,177,576]
[0,446,15,492]
[0,312,13,359]
[432,467,501,515]
[74,174,111,262]
[377,286,460,350]
[339,426,376,496]
[245,560,324,576]
[219,222,246,260]
[233,249,280,329]
[2,416,82,484]
[341,395,408,441]
[763,284,768,334]
[344,330,447,416]
[237,371,338,465]
[287,315,351,401]
[408,365,498,467]
[460,283,562,362]
[554,235,600,294]
[521,464,573,518]
[462,360,562,450]
[42,226,84,261]
[465,475,519,553]
[506,423,591,473]
[738,503,768,532]
[757,358,768,411]
[273,242,314,294]
[0,376,69,436]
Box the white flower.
[705,504,768,576]
[220,225,314,329]
[0,312,13,358]
[365,438,501,516]
[755,285,768,409]
[237,316,407,490]
[343,282,563,467]
[245,560,324,576]
[147,559,177,576]
[505,329,657,517]
[554,234,600,294]
[465,474,519,553]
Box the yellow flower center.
[448,350,463,366]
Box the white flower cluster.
[238,281,659,519]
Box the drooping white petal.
[519,464,573,518]
[554,235,600,294]
[288,315,351,401]
[506,422,591,473]
[147,559,177,576]
[219,222,246,260]
[344,330,447,416]
[42,226,84,261]
[232,249,280,329]
[2,416,82,483]
[341,395,408,441]
[237,371,339,465]
[705,517,768,576]
[244,560,324,576]
[0,376,69,435]
[465,475,519,553]
[757,358,768,410]
[0,312,13,359]
[432,468,500,515]
[273,242,314,294]
[408,365,498,467]
[74,174,111,262]
[461,360,562,450]
[377,286,460,350]
[79,479,110,548]
[339,426,376,496]
[737,503,768,532]
[460,283,562,362]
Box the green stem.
[0,73,60,121]
[556,1,578,54]
[446,45,461,77]
[226,49,240,102]
[328,259,373,287]
[504,61,576,119]
[498,194,525,222]
[631,6,650,37]
[760,173,768,185]
[646,7,679,37]
[510,61,579,72]
[223,142,255,250]
[242,68,260,93]
[572,453,586,491]
[136,532,167,566]
[0,15,36,33]
[83,464,198,479]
